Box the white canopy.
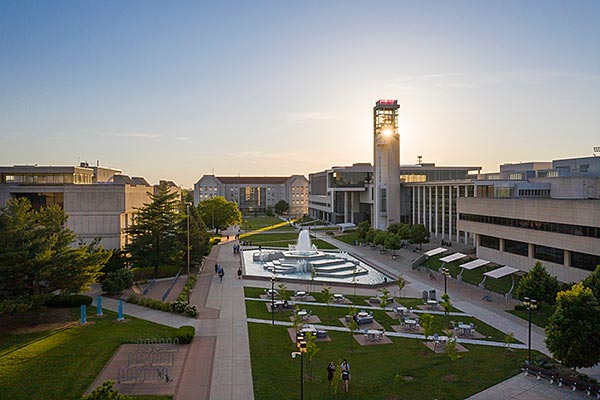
[424,247,448,257]
[459,259,490,271]
[439,253,468,263]
[484,266,520,279]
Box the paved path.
[466,373,590,399]
[175,228,254,400]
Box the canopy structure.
[480,266,520,297]
[458,259,490,278]
[336,222,356,232]
[424,247,447,257]
[439,253,467,263]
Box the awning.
[484,266,520,279]
[459,259,490,271]
[439,253,468,263]
[424,247,448,257]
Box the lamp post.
[523,297,537,365]
[186,202,192,304]
[271,276,277,325]
[441,267,450,294]
[292,332,307,400]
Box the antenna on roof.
[417,155,423,164]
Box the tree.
[321,286,333,317]
[385,233,402,258]
[197,196,242,234]
[387,222,402,235]
[347,305,359,349]
[125,182,183,276]
[291,306,305,336]
[277,283,291,302]
[409,224,430,249]
[178,204,209,268]
[440,293,452,317]
[274,200,290,215]
[397,223,411,245]
[365,228,376,248]
[356,221,370,244]
[514,262,560,305]
[82,381,127,400]
[582,265,600,301]
[304,331,319,380]
[0,198,110,313]
[445,333,461,361]
[545,283,600,369]
[373,230,388,252]
[420,313,434,343]
[378,288,390,310]
[102,268,134,295]
[395,275,407,300]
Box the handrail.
[162,267,184,302]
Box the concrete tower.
[373,99,401,229]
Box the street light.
[523,297,537,365]
[271,276,277,325]
[441,267,450,294]
[292,332,307,400]
[185,202,192,304]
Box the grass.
[241,216,284,229]
[248,322,527,400]
[334,232,359,245]
[507,303,555,329]
[0,308,178,400]
[423,255,522,296]
[244,298,511,342]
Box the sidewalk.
[174,227,254,400]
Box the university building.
[194,175,308,216]
[0,163,180,249]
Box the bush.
[82,380,127,400]
[170,301,198,317]
[177,275,198,303]
[102,268,134,295]
[175,325,195,344]
[514,304,526,311]
[46,294,93,308]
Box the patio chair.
[433,333,440,348]
[429,290,437,301]
[422,290,428,303]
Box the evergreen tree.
[514,262,560,305]
[0,198,109,313]
[125,183,183,276]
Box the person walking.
[326,361,335,385]
[214,263,218,274]
[218,266,224,283]
[237,266,242,279]
[341,359,350,392]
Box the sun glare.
[383,128,393,137]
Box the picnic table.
[404,318,418,330]
[333,293,345,302]
[294,291,307,298]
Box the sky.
[1,1,599,188]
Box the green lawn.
[507,303,555,329]
[333,232,359,245]
[0,308,178,400]
[241,216,284,229]
[248,323,527,400]
[423,255,522,295]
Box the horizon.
[1,1,599,187]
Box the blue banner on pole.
[118,300,124,321]
[80,304,87,324]
[96,296,103,316]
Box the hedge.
[175,326,195,344]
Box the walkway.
[175,228,254,400]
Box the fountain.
[244,229,391,284]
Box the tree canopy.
[545,283,600,369]
[373,230,388,250]
[582,264,600,301]
[125,182,183,275]
[514,262,560,305]
[385,233,402,256]
[274,200,290,215]
[409,224,430,249]
[178,203,209,266]
[356,221,370,243]
[197,196,242,233]
[0,198,110,313]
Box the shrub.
[127,296,196,316]
[45,294,93,308]
[102,268,134,295]
[177,275,198,303]
[170,301,198,317]
[82,380,127,400]
[175,325,195,344]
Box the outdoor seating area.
[266,299,295,312]
[417,289,439,310]
[286,326,331,343]
[391,317,423,333]
[333,293,348,303]
[291,309,321,324]
[450,321,481,337]
[349,310,374,325]
[353,328,393,346]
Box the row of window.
[460,213,600,239]
[518,189,550,197]
[479,234,600,271]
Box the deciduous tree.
[515,262,560,305]
[409,224,430,249]
[274,200,289,215]
[198,196,242,233]
[545,283,600,369]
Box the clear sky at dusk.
[1,1,599,187]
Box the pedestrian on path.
[341,359,350,392]
[215,263,218,274]
[218,267,224,283]
[327,361,335,385]
[237,266,242,279]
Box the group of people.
[327,359,351,392]
[232,244,241,254]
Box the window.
[570,251,600,271]
[480,235,500,250]
[534,245,564,265]
[504,239,528,257]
